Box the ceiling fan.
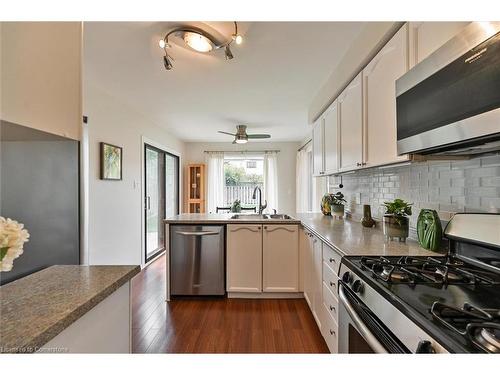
[218,125,271,144]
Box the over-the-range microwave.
[396,22,500,156]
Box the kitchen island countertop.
[0,265,140,353]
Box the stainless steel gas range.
[338,213,500,353]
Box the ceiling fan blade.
[247,134,271,139]
[218,131,236,136]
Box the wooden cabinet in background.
[263,225,299,292]
[226,224,263,293]
[185,164,205,213]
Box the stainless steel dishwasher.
[170,225,225,296]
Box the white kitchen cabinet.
[363,25,410,168]
[1,23,82,140]
[338,72,363,172]
[312,118,325,176]
[311,234,323,329]
[226,224,263,292]
[323,100,340,174]
[301,228,314,307]
[409,22,470,67]
[263,225,299,292]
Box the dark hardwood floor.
[131,254,329,353]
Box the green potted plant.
[231,199,242,213]
[381,198,412,242]
[321,192,346,217]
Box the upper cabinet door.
[338,72,363,172]
[409,22,470,67]
[312,118,325,176]
[363,25,409,168]
[323,101,339,175]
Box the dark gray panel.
[0,125,79,284]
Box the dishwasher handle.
[175,230,221,236]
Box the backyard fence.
[224,184,263,205]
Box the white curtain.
[296,148,310,213]
[205,151,225,213]
[263,151,278,213]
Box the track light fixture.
[159,22,242,71]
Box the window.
[223,155,264,209]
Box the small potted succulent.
[382,198,412,242]
[321,192,346,217]
[231,199,242,213]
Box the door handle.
[338,283,388,353]
[175,231,220,236]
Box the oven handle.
[338,283,388,354]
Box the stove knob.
[342,271,352,284]
[352,279,364,294]
[416,340,435,354]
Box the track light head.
[163,54,173,70]
[225,45,234,60]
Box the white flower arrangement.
[0,217,30,272]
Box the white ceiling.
[83,22,365,142]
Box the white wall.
[0,22,82,140]
[84,82,185,265]
[184,141,300,214]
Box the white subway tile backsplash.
[327,154,500,228]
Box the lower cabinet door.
[226,224,263,292]
[263,225,299,292]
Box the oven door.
[338,282,410,353]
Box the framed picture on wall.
[100,142,123,180]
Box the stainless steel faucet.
[252,186,267,214]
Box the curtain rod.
[204,150,280,154]
[297,139,311,152]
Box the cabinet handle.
[362,162,367,166]
[230,227,260,233]
[329,258,336,263]
[330,281,335,287]
[266,226,296,233]
[264,226,268,230]
[329,305,336,312]
[356,162,362,167]
[329,329,336,336]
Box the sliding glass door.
[145,144,179,263]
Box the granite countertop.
[0,265,140,353]
[165,212,441,258]
[165,213,301,224]
[295,213,442,257]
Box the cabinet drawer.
[322,281,338,323]
[322,244,341,275]
[322,261,338,298]
[322,305,339,353]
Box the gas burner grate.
[359,256,495,286]
[431,302,500,353]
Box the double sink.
[230,213,294,220]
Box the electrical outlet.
[355,192,361,205]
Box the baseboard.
[228,292,305,299]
